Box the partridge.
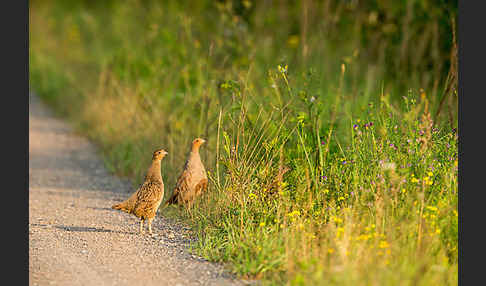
[166,138,208,207]
[112,149,168,235]
[264,165,291,198]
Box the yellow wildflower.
[242,0,252,9]
[287,210,301,217]
[278,64,288,74]
[331,216,343,224]
[307,233,317,239]
[356,234,371,241]
[287,35,299,48]
[379,240,390,249]
[336,227,345,238]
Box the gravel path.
[29,94,247,286]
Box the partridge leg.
[139,219,145,234]
[147,218,154,235]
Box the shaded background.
[30,0,457,120]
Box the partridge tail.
[112,200,131,213]
[164,193,178,207]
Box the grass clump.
[182,72,458,285]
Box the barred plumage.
[166,138,208,208]
[112,148,168,235]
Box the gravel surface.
[29,94,249,286]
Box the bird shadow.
[54,225,137,235]
[30,223,50,228]
[86,206,117,211]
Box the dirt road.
[28,94,246,286]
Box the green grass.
[30,1,457,285]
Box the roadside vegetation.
[30,0,458,285]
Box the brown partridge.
[112,149,168,235]
[166,138,208,207]
[265,165,291,197]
